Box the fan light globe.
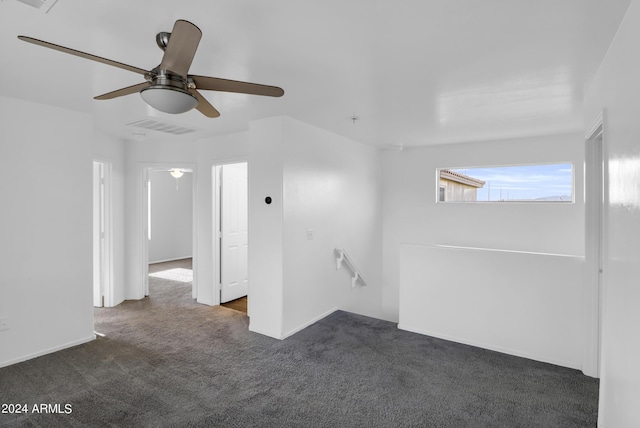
[140,86,198,114]
[169,168,184,178]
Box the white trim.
[0,335,96,369]
[583,110,606,378]
[411,243,583,259]
[148,256,193,265]
[191,168,198,300]
[248,325,282,340]
[212,164,222,306]
[140,163,198,300]
[397,324,581,370]
[92,159,114,308]
[436,161,576,204]
[586,110,604,140]
[280,308,338,340]
[143,167,150,297]
[249,309,339,340]
[101,161,113,307]
[103,162,114,307]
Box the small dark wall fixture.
[265,197,272,204]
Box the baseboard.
[397,323,580,370]
[0,334,96,369]
[248,308,339,340]
[280,307,338,340]
[248,324,282,340]
[149,256,192,264]
[106,297,125,308]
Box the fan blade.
[94,82,150,100]
[191,75,284,97]
[189,89,220,118]
[159,20,202,78]
[17,36,149,76]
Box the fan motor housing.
[141,70,198,114]
[146,69,189,89]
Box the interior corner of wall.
[248,321,284,341]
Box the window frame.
[435,161,575,204]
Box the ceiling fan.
[17,19,284,118]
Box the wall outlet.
[306,228,314,240]
[0,317,8,331]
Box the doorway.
[585,113,605,378]
[143,166,196,299]
[214,162,249,313]
[93,160,112,308]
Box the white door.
[220,163,248,303]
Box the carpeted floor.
[0,275,599,427]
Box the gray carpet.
[0,276,599,427]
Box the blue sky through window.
[448,163,573,202]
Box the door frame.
[93,159,113,307]
[584,110,606,378]
[212,158,249,309]
[140,163,198,299]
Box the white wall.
[246,118,285,338]
[584,1,640,425]
[382,133,585,322]
[281,117,383,336]
[119,116,383,340]
[93,130,126,306]
[0,96,95,367]
[400,244,584,369]
[148,170,193,263]
[244,116,384,338]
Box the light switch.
[306,229,314,240]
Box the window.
[437,163,573,203]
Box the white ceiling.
[0,0,630,148]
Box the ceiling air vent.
[126,119,197,136]
[14,0,58,13]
